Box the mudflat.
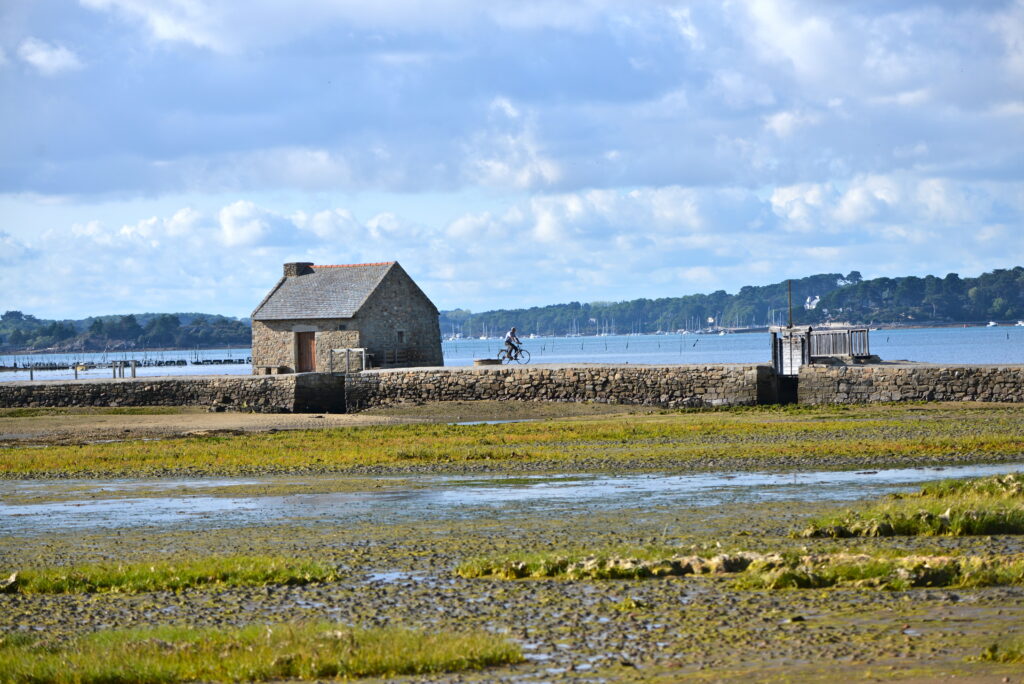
[0,400,640,446]
[2,402,1023,681]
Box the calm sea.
[1,326,1022,382]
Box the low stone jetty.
[1,362,1023,413]
[0,374,342,413]
[345,363,776,410]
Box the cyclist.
[504,327,522,360]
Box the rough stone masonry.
[0,374,344,413]
[3,362,1024,413]
[344,364,778,410]
[798,363,1024,404]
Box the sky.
[1,0,1023,320]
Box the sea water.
[442,325,1024,367]
[1,326,1022,382]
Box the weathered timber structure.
[770,326,874,376]
[251,261,443,374]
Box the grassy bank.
[1,556,342,594]
[458,548,1024,590]
[975,641,1024,664]
[799,472,1024,537]
[458,471,1024,589]
[0,406,188,418]
[0,623,522,682]
[3,403,1024,477]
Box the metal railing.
[809,328,870,358]
[329,348,368,373]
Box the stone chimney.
[284,262,314,277]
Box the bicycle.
[497,345,531,364]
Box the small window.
[397,330,405,344]
[337,323,347,331]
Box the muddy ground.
[2,403,1023,682]
[0,401,647,446]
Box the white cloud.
[463,97,561,190]
[0,231,32,265]
[994,0,1024,80]
[763,109,822,138]
[741,0,847,84]
[218,200,292,247]
[292,208,360,240]
[78,0,626,53]
[711,70,775,109]
[165,207,202,237]
[667,7,702,50]
[870,89,931,107]
[17,38,83,76]
[833,176,900,224]
[770,183,836,232]
[2,176,1023,319]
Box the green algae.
[5,403,1024,478]
[1,556,344,594]
[0,406,190,418]
[3,499,1022,681]
[800,472,1024,538]
[458,547,1024,590]
[973,640,1024,664]
[0,622,522,682]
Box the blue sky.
[1,0,1022,319]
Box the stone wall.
[345,364,776,409]
[354,267,443,367]
[799,364,1024,404]
[0,373,344,413]
[252,320,361,373]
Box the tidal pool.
[3,462,1021,536]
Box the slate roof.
[252,262,397,320]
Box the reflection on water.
[2,463,1020,536]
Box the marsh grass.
[457,545,686,580]
[973,641,1024,664]
[458,547,1024,591]
[0,622,522,682]
[800,472,1024,538]
[0,406,186,418]
[5,404,1024,477]
[2,556,342,594]
[735,553,1024,590]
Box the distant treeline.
[4,266,1023,351]
[439,267,1024,337]
[0,312,251,352]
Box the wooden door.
[296,332,316,372]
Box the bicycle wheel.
[497,349,510,364]
[515,349,531,364]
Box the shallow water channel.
[3,462,1022,537]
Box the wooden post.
[131,360,137,378]
[29,366,34,381]
[770,332,778,374]
[787,280,793,328]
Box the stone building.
[251,261,443,373]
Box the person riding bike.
[504,327,522,360]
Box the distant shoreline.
[0,344,250,357]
